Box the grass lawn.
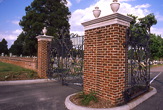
[0,62,40,81]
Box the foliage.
[0,38,8,55]
[128,13,157,33]
[10,0,71,56]
[77,91,98,106]
[9,33,25,56]
[127,14,162,60]
[0,62,38,81]
[139,13,157,33]
[150,34,163,60]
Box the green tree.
[0,38,8,55]
[14,0,71,56]
[127,14,158,61]
[128,13,157,35]
[139,13,157,33]
[150,34,163,60]
[9,33,25,56]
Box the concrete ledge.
[0,79,56,85]
[81,13,133,30]
[65,87,157,110]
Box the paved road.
[151,65,163,72]
[0,82,79,110]
[0,66,162,110]
[133,66,163,110]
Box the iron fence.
[124,28,150,102]
[47,34,84,89]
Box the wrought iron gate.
[124,28,150,102]
[47,34,84,89]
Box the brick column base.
[82,13,132,106]
[37,35,53,78]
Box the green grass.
[0,62,39,81]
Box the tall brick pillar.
[36,35,53,78]
[82,13,132,106]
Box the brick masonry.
[37,36,53,78]
[0,35,53,78]
[37,40,48,78]
[0,56,37,71]
[82,13,132,106]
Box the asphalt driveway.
[133,66,163,110]
[0,66,162,110]
[0,82,79,110]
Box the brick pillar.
[36,35,53,78]
[82,13,132,106]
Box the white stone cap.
[36,35,53,41]
[82,13,133,30]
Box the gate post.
[82,13,132,106]
[36,35,53,78]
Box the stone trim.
[36,35,53,41]
[65,87,157,110]
[82,13,133,30]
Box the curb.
[0,79,56,85]
[65,87,157,110]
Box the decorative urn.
[42,27,47,36]
[110,0,120,13]
[93,7,101,18]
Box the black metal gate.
[47,34,84,89]
[124,28,150,102]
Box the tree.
[139,13,157,33]
[13,0,71,56]
[9,33,25,56]
[128,14,163,61]
[128,13,157,35]
[150,34,163,60]
[127,14,158,61]
[0,38,8,55]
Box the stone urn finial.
[42,27,47,36]
[110,0,120,13]
[93,7,101,18]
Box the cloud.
[71,31,84,36]
[0,29,22,48]
[0,29,22,41]
[119,3,150,17]
[0,34,17,41]
[12,29,22,34]
[76,0,81,3]
[11,20,19,25]
[0,33,17,48]
[134,4,151,9]
[151,27,163,37]
[119,0,135,1]
[66,0,72,8]
[69,0,151,35]
[155,13,163,22]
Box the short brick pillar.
[36,35,53,78]
[82,13,132,106]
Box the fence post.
[36,35,53,78]
[82,13,132,106]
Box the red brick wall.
[84,24,127,106]
[0,56,37,71]
[37,40,50,78]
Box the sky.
[0,0,163,48]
